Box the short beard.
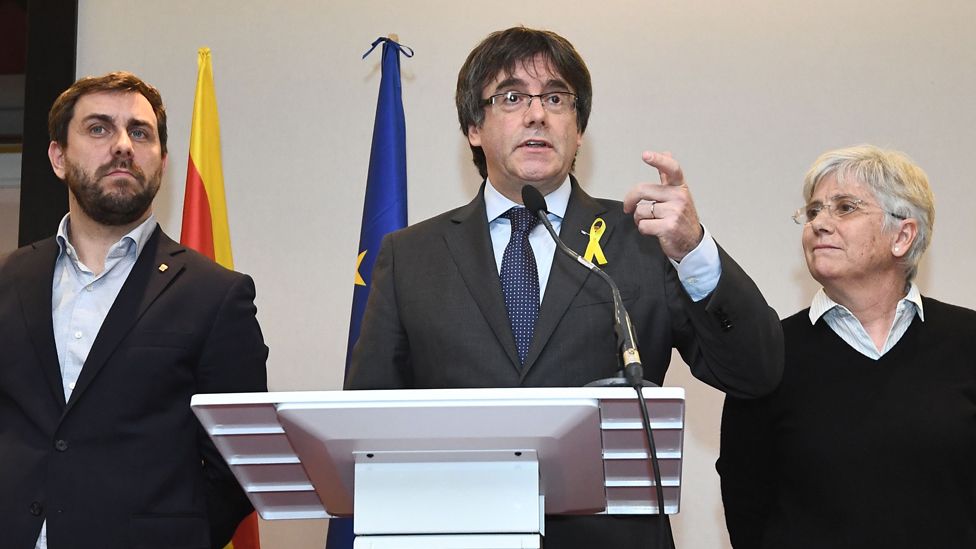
[65,157,162,226]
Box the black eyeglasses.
[482,91,578,115]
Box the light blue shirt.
[51,213,158,402]
[484,177,721,302]
[809,282,924,360]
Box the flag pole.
[325,34,411,549]
[181,47,262,549]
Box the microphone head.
[521,185,549,215]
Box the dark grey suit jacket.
[0,227,268,549]
[346,180,783,548]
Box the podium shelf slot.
[602,450,682,460]
[605,479,681,488]
[246,482,315,493]
[228,455,301,466]
[600,420,683,430]
[209,425,285,435]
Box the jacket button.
[54,439,69,452]
[30,501,43,516]
[714,309,734,331]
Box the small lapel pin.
[158,263,169,272]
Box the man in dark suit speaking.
[346,27,783,548]
[0,72,268,548]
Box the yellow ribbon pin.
[583,218,608,265]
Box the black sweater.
[718,297,976,548]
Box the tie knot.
[504,207,540,234]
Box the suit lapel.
[443,188,523,372]
[523,179,613,374]
[65,228,186,412]
[16,238,68,408]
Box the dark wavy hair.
[48,71,168,156]
[455,27,592,178]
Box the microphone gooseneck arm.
[521,185,645,387]
[522,185,666,541]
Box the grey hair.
[802,144,935,282]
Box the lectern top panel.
[192,387,685,519]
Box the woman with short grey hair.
[717,145,976,548]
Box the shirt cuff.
[668,225,721,302]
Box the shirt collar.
[56,213,159,264]
[808,281,925,324]
[484,176,571,222]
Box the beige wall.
[74,1,976,547]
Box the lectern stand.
[191,387,685,549]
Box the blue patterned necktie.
[500,207,541,365]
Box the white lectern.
[191,387,684,549]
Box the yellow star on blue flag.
[355,250,367,286]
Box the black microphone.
[521,185,649,388]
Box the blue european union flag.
[327,36,412,549]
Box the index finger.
[642,150,685,187]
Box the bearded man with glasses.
[347,26,784,549]
[718,145,976,548]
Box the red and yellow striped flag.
[180,47,260,549]
[182,47,234,269]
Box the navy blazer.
[0,227,268,549]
